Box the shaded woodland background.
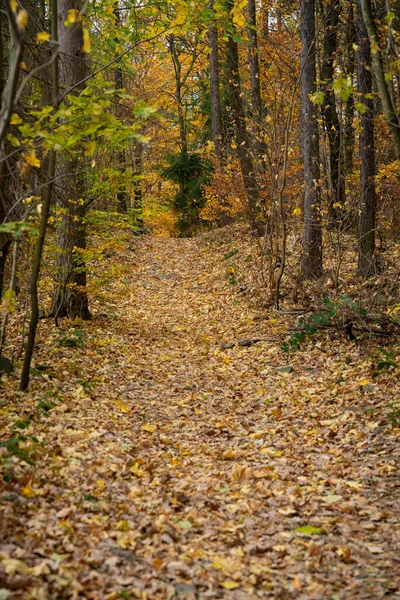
[0,0,399,388]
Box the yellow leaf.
[293,207,302,216]
[96,479,106,489]
[85,140,96,157]
[221,581,239,590]
[10,113,22,125]
[9,0,18,13]
[2,558,30,576]
[21,484,36,497]
[65,8,79,25]
[359,379,370,386]
[115,400,130,413]
[231,463,251,484]
[37,31,51,43]
[16,9,28,30]
[142,423,157,433]
[82,28,91,53]
[24,154,40,168]
[117,520,130,531]
[333,202,342,209]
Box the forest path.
[2,230,400,599]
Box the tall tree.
[300,0,322,280]
[20,0,59,390]
[360,0,400,158]
[320,0,344,227]
[0,2,25,298]
[114,2,128,213]
[357,0,376,278]
[50,0,90,320]
[226,2,261,231]
[208,0,223,161]
[247,0,266,168]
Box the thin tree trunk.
[344,2,356,174]
[226,4,261,232]
[360,0,400,158]
[50,0,90,320]
[357,0,376,278]
[208,0,223,161]
[0,6,24,299]
[20,0,59,391]
[133,141,143,223]
[168,34,188,155]
[320,0,344,227]
[114,2,128,213]
[247,0,267,169]
[300,0,322,280]
[247,0,262,120]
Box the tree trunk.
[344,1,356,174]
[114,2,128,213]
[300,0,322,280]
[208,0,223,161]
[357,0,376,278]
[320,0,344,227]
[247,0,267,169]
[226,5,261,232]
[0,6,25,299]
[168,34,188,155]
[133,141,143,226]
[360,0,400,158]
[20,0,59,390]
[50,0,90,320]
[247,0,263,120]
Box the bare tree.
[300,0,322,280]
[50,0,90,320]
[357,0,376,278]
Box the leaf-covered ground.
[1,228,400,599]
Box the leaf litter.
[1,226,400,599]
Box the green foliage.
[161,152,213,236]
[282,296,361,352]
[0,420,41,467]
[58,328,83,348]
[223,248,238,260]
[387,401,400,428]
[0,221,36,237]
[374,348,398,376]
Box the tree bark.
[247,0,263,120]
[226,4,261,231]
[357,0,376,278]
[114,2,128,213]
[0,5,25,299]
[208,0,223,161]
[133,141,143,226]
[20,0,59,390]
[360,0,400,158]
[343,1,356,174]
[320,0,344,227]
[247,0,267,169]
[300,0,322,280]
[50,0,90,320]
[168,34,188,155]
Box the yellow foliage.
[24,153,41,168]
[37,31,51,43]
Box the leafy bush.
[162,152,213,236]
[282,295,362,351]
[57,328,83,348]
[0,420,41,467]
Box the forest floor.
[1,226,400,600]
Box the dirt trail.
[1,233,400,599]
